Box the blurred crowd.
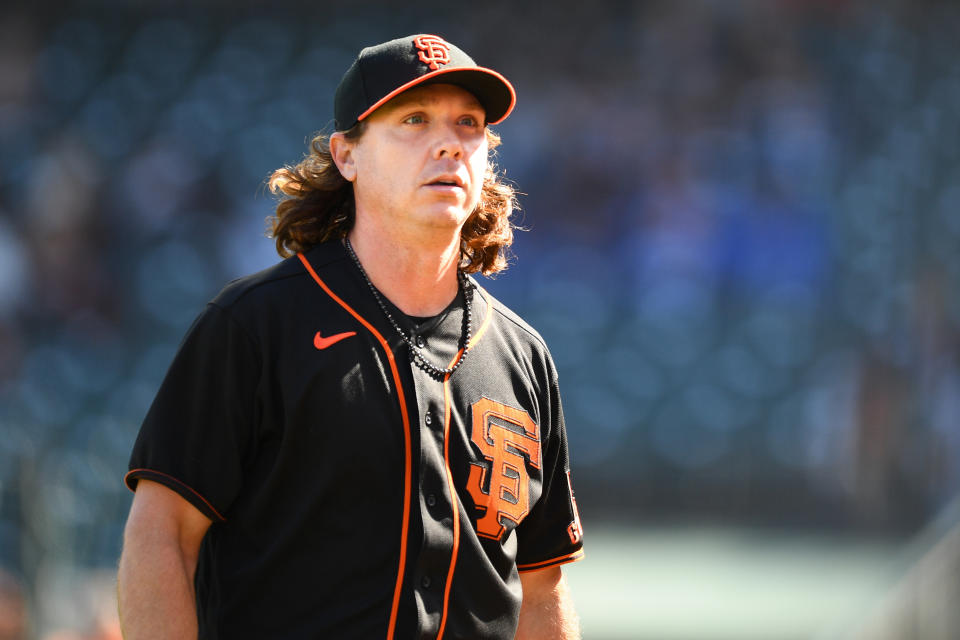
[0,0,959,635]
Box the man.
[117,34,584,639]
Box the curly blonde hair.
[267,125,518,276]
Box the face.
[332,83,489,236]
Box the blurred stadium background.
[0,0,959,638]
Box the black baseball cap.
[334,34,516,131]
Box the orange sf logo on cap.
[414,35,451,70]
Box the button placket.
[406,342,458,633]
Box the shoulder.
[474,281,545,345]
[167,242,352,356]
[473,280,555,366]
[211,256,303,309]
[211,241,348,311]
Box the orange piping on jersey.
[516,549,585,572]
[466,286,494,350]
[297,253,412,640]
[436,369,459,640]
[124,468,227,522]
[436,286,494,640]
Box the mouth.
[425,175,465,189]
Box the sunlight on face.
[349,83,489,236]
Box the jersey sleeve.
[125,302,261,522]
[515,374,584,572]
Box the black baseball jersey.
[126,239,584,639]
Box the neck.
[347,221,462,317]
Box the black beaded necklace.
[344,237,473,379]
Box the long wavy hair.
[267,124,518,275]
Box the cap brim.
[356,66,516,126]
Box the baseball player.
[117,34,584,639]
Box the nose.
[433,122,464,160]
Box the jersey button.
[421,575,432,589]
[426,494,437,507]
[415,335,425,348]
[424,413,433,426]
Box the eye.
[458,115,481,127]
[403,114,426,125]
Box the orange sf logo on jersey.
[414,35,451,70]
[466,398,541,541]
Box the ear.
[329,131,358,182]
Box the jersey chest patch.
[466,398,541,541]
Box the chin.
[421,206,471,228]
